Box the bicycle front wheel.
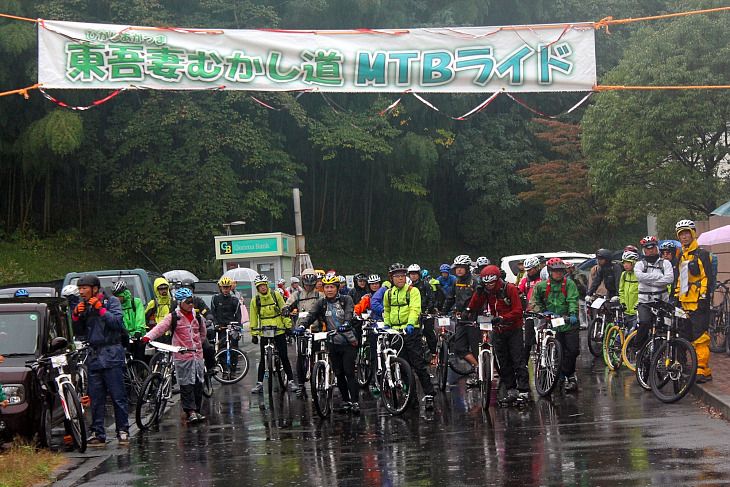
[587,317,603,357]
[213,349,249,384]
[534,337,562,397]
[311,361,333,418]
[202,372,214,398]
[136,372,164,430]
[62,383,87,453]
[621,330,640,372]
[356,345,372,388]
[381,357,414,415]
[479,349,493,410]
[636,337,664,391]
[602,325,624,371]
[649,338,698,403]
[129,359,151,396]
[435,339,448,392]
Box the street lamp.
[223,220,246,236]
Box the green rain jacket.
[250,288,292,337]
[619,270,639,316]
[119,289,147,336]
[529,277,580,331]
[383,285,421,330]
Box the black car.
[0,297,77,443]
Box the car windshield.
[0,312,39,355]
[70,275,145,301]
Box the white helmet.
[523,256,541,270]
[675,219,696,234]
[452,255,472,267]
[476,256,490,267]
[407,264,421,273]
[290,277,300,284]
[277,278,286,285]
[622,251,639,262]
[254,274,269,286]
[338,275,346,284]
[62,284,79,297]
[367,274,381,284]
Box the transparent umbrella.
[163,270,199,283]
[223,267,258,282]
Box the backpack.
[688,247,717,294]
[256,292,283,319]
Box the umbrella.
[223,267,258,282]
[697,225,730,246]
[711,200,730,217]
[163,270,198,283]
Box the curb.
[690,383,730,419]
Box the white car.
[500,251,595,284]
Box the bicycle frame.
[46,354,82,420]
[477,319,494,384]
[374,327,405,389]
[217,322,242,366]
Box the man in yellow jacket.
[383,263,435,410]
[675,219,713,382]
[249,274,296,393]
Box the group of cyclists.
[52,217,714,444]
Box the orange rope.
[595,84,730,91]
[0,12,38,23]
[594,6,730,32]
[0,83,40,99]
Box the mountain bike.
[601,297,631,371]
[28,346,87,452]
[586,295,610,357]
[433,315,454,392]
[355,317,375,388]
[310,330,337,418]
[475,314,495,409]
[374,325,414,415]
[646,301,698,403]
[261,326,287,398]
[124,338,150,400]
[213,322,250,384]
[709,279,730,353]
[136,341,193,430]
[525,312,563,397]
[634,302,670,391]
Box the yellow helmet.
[218,276,234,287]
[321,272,340,286]
[315,269,326,279]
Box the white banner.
[38,20,596,93]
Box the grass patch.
[0,231,127,284]
[0,441,66,487]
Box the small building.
[214,232,295,286]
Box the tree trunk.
[43,169,51,234]
[364,163,374,248]
[317,166,328,233]
[332,169,337,231]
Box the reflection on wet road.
[77,338,730,486]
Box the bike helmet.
[479,265,501,284]
[621,251,640,262]
[321,273,340,286]
[421,269,430,279]
[314,269,326,278]
[112,280,127,295]
[338,275,346,284]
[301,273,317,286]
[388,262,407,274]
[452,255,472,267]
[14,288,29,298]
[439,264,451,273]
[407,264,421,273]
[277,278,286,286]
[61,284,79,297]
[659,241,676,251]
[175,287,194,301]
[77,274,101,288]
[675,219,696,236]
[623,245,639,253]
[639,235,658,248]
[290,276,300,284]
[181,278,195,290]
[354,273,367,282]
[596,249,613,260]
[523,256,541,270]
[367,274,382,284]
[253,274,269,286]
[476,256,490,267]
[546,257,567,270]
[218,276,234,287]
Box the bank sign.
[38,20,596,93]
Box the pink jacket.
[146,310,206,362]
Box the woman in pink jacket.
[143,287,207,424]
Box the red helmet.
[546,257,567,270]
[640,236,658,248]
[479,265,501,284]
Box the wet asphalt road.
[67,335,730,487]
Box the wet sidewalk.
[690,350,730,418]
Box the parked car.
[500,252,594,284]
[193,280,219,309]
[63,269,159,306]
[0,287,57,298]
[0,297,78,443]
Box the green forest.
[0,0,728,277]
